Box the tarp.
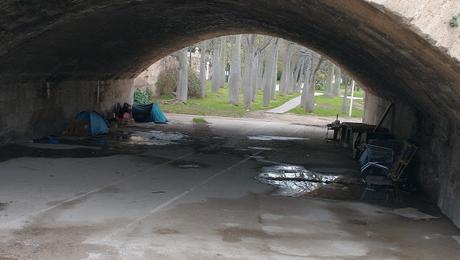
[75,111,109,135]
[132,103,168,124]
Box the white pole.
[348,80,355,117]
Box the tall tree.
[211,37,225,92]
[300,50,322,112]
[199,41,207,98]
[342,74,351,115]
[173,49,188,102]
[242,35,256,109]
[324,63,334,97]
[333,66,342,97]
[279,43,296,95]
[219,36,227,87]
[262,39,279,106]
[228,35,242,105]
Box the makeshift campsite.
[74,111,110,135]
[132,103,168,124]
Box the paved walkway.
[265,96,302,114]
[266,93,323,114]
[266,93,364,114]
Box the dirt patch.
[151,191,166,194]
[348,218,368,226]
[153,228,180,235]
[0,202,8,211]
[217,227,273,243]
[4,223,122,260]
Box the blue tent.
[132,103,168,124]
[75,111,109,135]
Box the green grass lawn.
[157,82,363,118]
[316,88,365,98]
[159,83,300,118]
[289,95,363,118]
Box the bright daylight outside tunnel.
[1,0,460,259]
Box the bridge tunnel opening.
[1,0,460,257]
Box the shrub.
[156,68,178,96]
[134,88,154,104]
[188,71,201,98]
[155,67,202,99]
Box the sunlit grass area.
[158,82,363,118]
[289,95,363,118]
[159,83,300,117]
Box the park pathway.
[266,93,364,114]
[266,93,324,114]
[265,96,302,114]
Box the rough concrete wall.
[364,93,460,227]
[0,80,133,143]
[369,0,460,62]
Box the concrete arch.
[1,0,460,226]
[0,0,459,119]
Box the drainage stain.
[0,202,8,211]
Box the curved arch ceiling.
[1,0,460,120]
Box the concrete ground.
[0,114,459,259]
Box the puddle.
[248,136,310,141]
[259,178,325,197]
[259,166,339,183]
[256,165,340,197]
[125,130,188,146]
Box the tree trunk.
[300,51,321,112]
[279,43,295,95]
[333,67,341,97]
[199,41,207,98]
[342,80,349,115]
[228,35,242,105]
[292,57,304,93]
[243,35,255,109]
[174,49,188,102]
[219,36,227,87]
[271,52,278,100]
[251,54,260,101]
[263,40,278,106]
[211,38,223,92]
[324,63,334,97]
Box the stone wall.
[133,56,179,94]
[364,93,460,228]
[0,80,133,143]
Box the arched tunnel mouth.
[1,0,460,258]
[1,0,460,120]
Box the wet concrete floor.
[0,114,459,259]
